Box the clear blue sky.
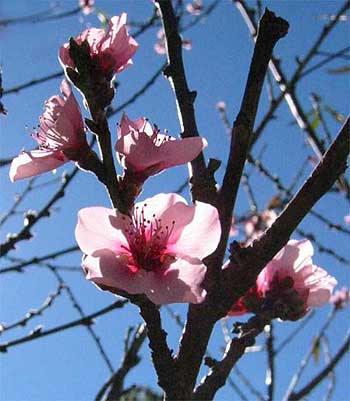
[0,1,349,400]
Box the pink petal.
[9,149,67,182]
[144,257,207,304]
[116,130,163,172]
[59,80,84,137]
[82,250,147,295]
[118,112,146,139]
[135,193,190,227]
[75,207,129,255]
[58,43,74,69]
[157,137,208,170]
[274,239,314,274]
[173,201,221,259]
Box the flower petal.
[82,250,146,295]
[158,137,208,170]
[173,201,221,259]
[144,257,207,304]
[75,207,129,255]
[274,239,314,274]
[9,149,67,182]
[115,130,161,172]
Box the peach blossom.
[115,112,207,178]
[228,240,337,320]
[75,193,221,304]
[10,80,88,182]
[59,13,138,75]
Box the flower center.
[122,204,176,272]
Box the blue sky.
[0,1,349,400]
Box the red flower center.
[122,204,176,272]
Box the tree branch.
[155,0,217,204]
[288,332,350,401]
[0,300,127,352]
[222,115,349,311]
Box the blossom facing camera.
[10,80,88,182]
[75,193,221,304]
[59,13,138,76]
[228,240,337,321]
[115,112,207,179]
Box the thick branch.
[193,315,266,400]
[211,9,288,283]
[132,297,182,399]
[174,10,289,396]
[236,0,350,197]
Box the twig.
[275,310,315,355]
[236,0,350,197]
[321,336,335,401]
[233,366,266,401]
[0,169,79,257]
[47,264,115,373]
[0,7,80,26]
[265,324,275,401]
[0,284,63,333]
[0,178,36,226]
[247,154,350,235]
[3,71,63,96]
[0,245,79,274]
[0,300,127,352]
[282,308,338,401]
[101,324,147,401]
[288,332,350,401]
[193,315,267,400]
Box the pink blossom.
[115,112,207,178]
[256,239,337,320]
[186,0,203,16]
[10,80,88,182]
[344,214,350,225]
[329,287,349,309]
[59,13,138,75]
[154,29,192,55]
[227,240,337,320]
[79,0,94,15]
[75,193,221,304]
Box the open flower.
[75,193,221,304]
[10,80,88,182]
[115,112,207,179]
[228,240,337,320]
[59,13,138,75]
